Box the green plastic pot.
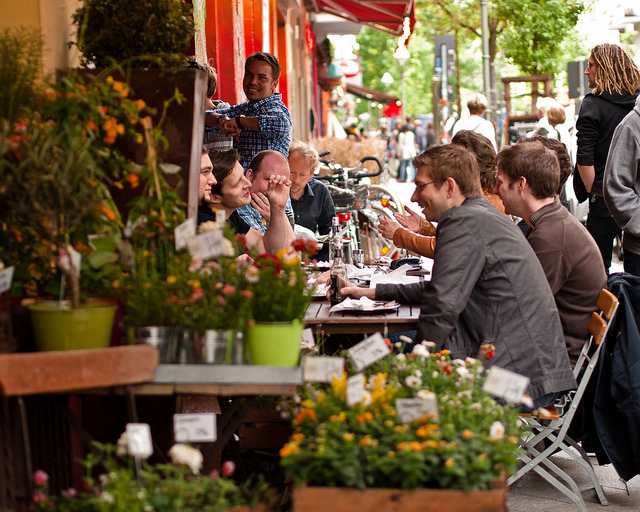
[246,320,302,366]
[28,299,117,352]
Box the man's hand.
[265,175,291,212]
[378,215,401,240]
[251,192,271,223]
[340,286,376,300]
[394,206,424,233]
[220,117,241,137]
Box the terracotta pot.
[293,485,506,512]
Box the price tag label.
[300,328,315,350]
[346,374,366,407]
[303,356,344,383]
[126,423,153,459]
[396,397,439,424]
[0,266,14,294]
[187,230,227,260]
[174,218,196,250]
[173,413,217,443]
[348,333,391,372]
[483,366,530,404]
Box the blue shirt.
[235,200,295,235]
[212,93,292,169]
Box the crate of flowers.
[280,341,521,512]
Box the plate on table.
[329,297,400,314]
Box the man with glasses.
[339,145,576,407]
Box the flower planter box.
[293,486,506,512]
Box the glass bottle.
[330,238,347,306]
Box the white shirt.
[397,130,417,160]
[452,114,497,151]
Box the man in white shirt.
[452,93,497,151]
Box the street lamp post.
[394,45,410,118]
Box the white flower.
[470,402,482,411]
[362,391,372,406]
[421,340,437,348]
[417,389,436,401]
[100,492,115,504]
[405,375,421,388]
[169,444,203,475]
[459,390,472,399]
[395,353,406,361]
[465,357,477,365]
[144,506,154,512]
[413,369,423,379]
[246,265,259,283]
[394,342,403,348]
[456,367,471,379]
[99,474,109,486]
[399,335,414,344]
[489,421,505,441]
[412,344,429,358]
[432,371,439,378]
[453,359,465,366]
[116,432,128,457]
[137,489,146,500]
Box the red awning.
[310,0,415,35]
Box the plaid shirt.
[236,200,295,235]
[212,93,292,168]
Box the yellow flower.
[187,279,201,289]
[135,133,144,144]
[329,412,346,423]
[106,76,114,84]
[291,433,305,443]
[316,391,326,403]
[331,372,347,399]
[135,99,146,111]
[294,408,316,426]
[166,275,177,285]
[279,442,300,458]
[342,432,354,442]
[394,425,408,434]
[142,250,151,258]
[397,441,422,452]
[359,436,378,448]
[462,429,475,440]
[421,440,439,450]
[301,399,315,409]
[387,451,396,459]
[275,247,289,260]
[112,80,129,97]
[445,458,455,469]
[356,411,374,424]
[416,424,439,438]
[111,279,121,289]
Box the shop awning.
[309,0,415,35]
[345,83,399,103]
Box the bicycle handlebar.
[315,155,384,182]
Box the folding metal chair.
[508,289,619,511]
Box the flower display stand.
[293,486,506,512]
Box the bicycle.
[314,153,405,263]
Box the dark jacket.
[375,197,576,400]
[527,201,607,359]
[575,91,638,204]
[592,273,640,481]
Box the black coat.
[592,273,640,481]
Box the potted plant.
[71,0,206,215]
[280,344,521,511]
[244,239,317,367]
[32,441,271,511]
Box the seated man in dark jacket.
[496,141,607,362]
[340,145,576,406]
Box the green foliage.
[498,0,585,74]
[280,346,521,490]
[0,28,42,124]
[356,27,434,116]
[73,0,195,68]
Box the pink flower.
[222,285,236,296]
[222,460,236,477]
[210,469,220,480]
[241,290,253,299]
[33,470,49,487]
[190,287,204,302]
[189,258,203,272]
[32,491,48,504]
[62,488,77,498]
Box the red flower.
[241,290,253,299]
[210,469,220,480]
[292,238,306,252]
[305,239,319,256]
[222,284,236,296]
[383,338,392,348]
[33,470,49,487]
[32,491,48,505]
[480,343,496,361]
[222,460,236,477]
[437,360,453,375]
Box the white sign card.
[346,374,366,407]
[483,366,530,404]
[126,423,153,459]
[347,333,391,372]
[0,266,14,294]
[303,356,344,383]
[174,218,196,250]
[187,230,226,260]
[300,328,315,350]
[173,413,217,443]
[396,397,439,424]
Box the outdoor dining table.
[304,300,420,335]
